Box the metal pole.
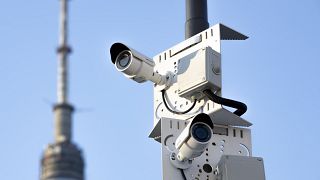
[185,0,209,39]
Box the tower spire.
[57,0,70,104]
[54,0,73,143]
[40,0,85,179]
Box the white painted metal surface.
[161,117,251,180]
[148,24,254,180]
[177,47,221,100]
[152,24,250,128]
[217,155,266,180]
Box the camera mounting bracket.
[160,117,252,180]
[152,23,249,129]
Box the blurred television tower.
[40,0,85,179]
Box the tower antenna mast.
[40,0,85,179]
[54,0,73,143]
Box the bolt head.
[170,153,176,160]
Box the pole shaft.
[185,0,209,39]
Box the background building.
[40,0,85,179]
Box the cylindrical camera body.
[111,43,165,84]
[177,122,212,161]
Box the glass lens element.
[118,53,130,68]
[116,50,132,70]
[191,123,211,142]
[119,56,130,67]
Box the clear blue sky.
[0,0,319,179]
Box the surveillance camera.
[175,113,213,161]
[110,43,166,85]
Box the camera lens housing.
[175,113,213,161]
[114,50,142,77]
[110,43,166,85]
[116,50,131,70]
[191,122,212,143]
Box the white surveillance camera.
[175,113,213,161]
[110,43,166,85]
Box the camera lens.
[191,123,211,142]
[116,50,131,69]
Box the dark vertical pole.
[185,0,209,39]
